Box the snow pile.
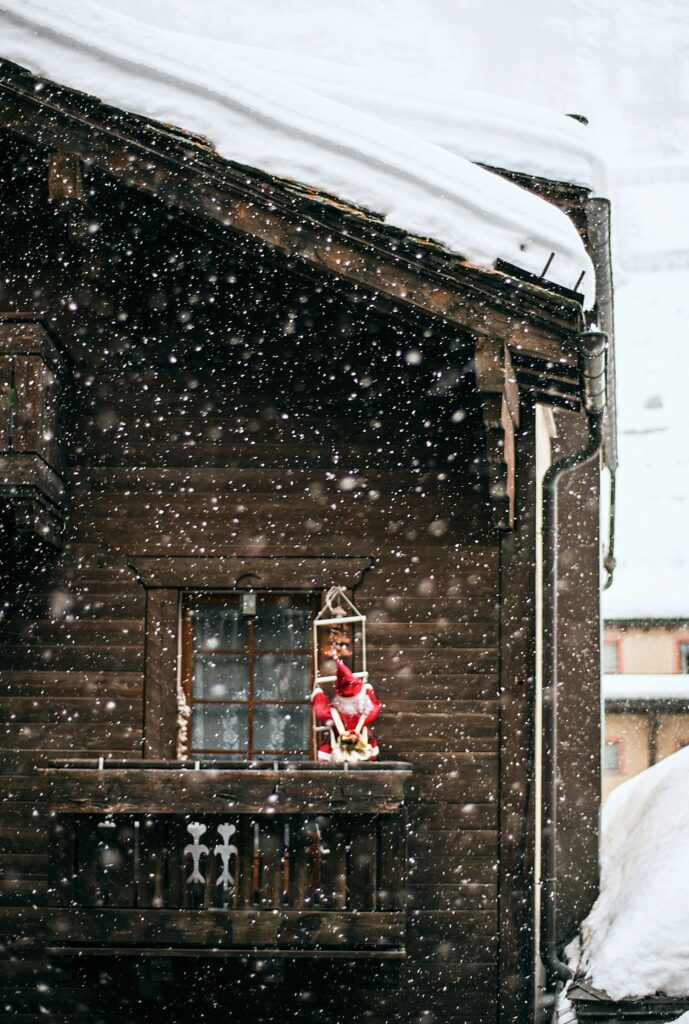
[0,0,595,303]
[572,746,689,998]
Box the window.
[603,738,623,774]
[603,640,620,674]
[678,643,689,673]
[182,593,315,759]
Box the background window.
[183,593,314,759]
[603,640,619,674]
[679,643,689,673]
[603,739,623,774]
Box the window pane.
[603,641,619,674]
[254,603,311,651]
[603,741,621,773]
[192,653,248,700]
[254,654,311,700]
[192,605,247,650]
[191,705,248,752]
[253,703,310,752]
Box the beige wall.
[605,624,689,674]
[657,715,689,760]
[603,710,689,801]
[603,713,649,801]
[603,621,689,801]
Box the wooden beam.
[129,555,374,589]
[475,338,520,530]
[39,765,412,815]
[47,908,405,950]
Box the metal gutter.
[540,330,608,985]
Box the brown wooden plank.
[0,672,143,699]
[0,725,142,751]
[40,767,411,815]
[47,908,405,950]
[0,698,141,725]
[130,555,372,590]
[142,588,178,759]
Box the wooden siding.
[0,136,539,1024]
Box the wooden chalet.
[0,58,615,1024]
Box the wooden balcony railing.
[41,760,412,959]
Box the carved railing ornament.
[214,823,239,892]
[184,822,210,884]
[184,821,239,891]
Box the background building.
[603,620,689,799]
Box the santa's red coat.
[311,658,381,761]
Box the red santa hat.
[335,658,363,697]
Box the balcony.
[41,760,412,960]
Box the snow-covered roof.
[570,745,689,998]
[604,675,689,702]
[0,0,596,305]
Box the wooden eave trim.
[128,554,374,590]
[605,699,689,713]
[604,618,689,630]
[0,64,583,363]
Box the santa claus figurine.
[311,633,382,763]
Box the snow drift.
[0,0,595,303]
[571,746,689,998]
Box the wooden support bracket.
[475,337,520,530]
[48,151,85,204]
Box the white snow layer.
[0,0,595,303]
[604,675,689,701]
[572,745,689,998]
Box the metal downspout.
[540,331,608,984]
[585,197,617,592]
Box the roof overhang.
[0,58,585,371]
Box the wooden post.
[143,588,180,759]
[648,709,660,766]
[552,409,602,943]
[498,402,537,1024]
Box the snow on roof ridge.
[216,44,605,191]
[604,674,689,700]
[0,0,595,304]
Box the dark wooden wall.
[552,410,602,943]
[0,139,514,1023]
